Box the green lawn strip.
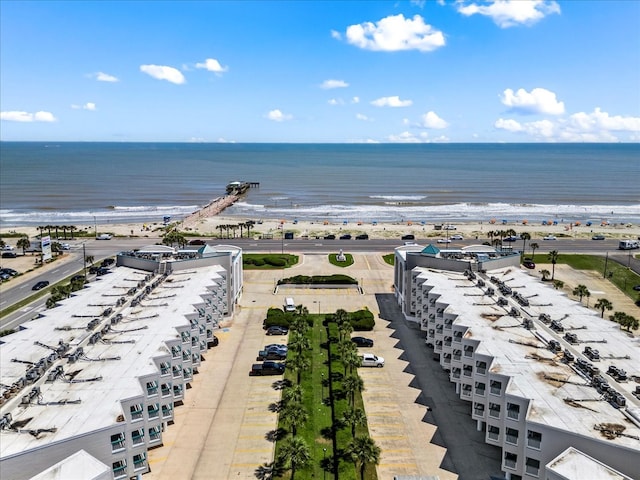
[530,253,640,300]
[243,253,299,269]
[329,253,354,267]
[382,254,394,266]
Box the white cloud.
[356,113,371,121]
[419,111,449,129]
[494,118,523,132]
[93,71,119,82]
[457,0,560,28]
[344,14,445,52]
[321,79,349,89]
[1,110,57,122]
[216,138,236,143]
[567,108,640,133]
[330,30,342,40]
[72,102,97,111]
[371,96,413,107]
[195,58,229,75]
[387,131,449,143]
[140,64,185,84]
[328,98,344,106]
[501,87,565,115]
[351,97,360,104]
[265,109,293,122]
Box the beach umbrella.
[372,221,377,226]
[490,219,496,224]
[522,219,528,225]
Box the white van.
[284,297,296,312]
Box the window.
[490,380,502,395]
[487,425,500,441]
[476,361,487,375]
[159,362,170,376]
[505,427,519,445]
[148,403,160,419]
[475,382,486,396]
[489,402,501,419]
[171,345,181,358]
[110,432,125,451]
[444,336,452,346]
[133,453,147,470]
[453,350,462,360]
[526,457,541,477]
[161,383,171,397]
[146,380,158,396]
[183,367,193,380]
[149,425,162,442]
[182,349,191,361]
[130,404,143,421]
[507,402,520,420]
[463,365,473,377]
[527,430,542,449]
[112,460,127,478]
[162,404,173,419]
[173,384,183,397]
[131,428,144,445]
[452,368,461,379]
[464,345,474,357]
[461,384,472,397]
[473,403,485,416]
[504,452,517,470]
[181,331,189,342]
[172,365,182,377]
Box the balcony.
[487,427,499,441]
[110,434,126,452]
[162,406,173,419]
[133,453,147,471]
[146,382,158,397]
[473,404,485,416]
[130,406,143,422]
[161,384,171,397]
[148,404,160,419]
[504,454,517,470]
[149,426,162,443]
[131,430,145,446]
[112,462,127,480]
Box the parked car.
[504,235,520,242]
[70,274,86,283]
[0,268,18,277]
[257,349,287,361]
[59,243,71,250]
[351,336,374,347]
[1,252,17,258]
[209,335,219,347]
[96,267,111,276]
[437,238,451,244]
[266,326,289,336]
[2,245,15,251]
[355,234,369,240]
[592,235,606,240]
[360,353,384,367]
[96,234,112,240]
[450,234,464,240]
[323,234,336,240]
[633,285,640,291]
[443,225,457,230]
[265,344,288,353]
[523,259,536,269]
[543,235,557,240]
[401,234,415,240]
[250,361,285,376]
[339,234,352,240]
[32,280,50,291]
[101,258,115,267]
[188,239,206,245]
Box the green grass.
[243,253,299,269]
[382,254,394,266]
[329,253,354,267]
[529,253,640,300]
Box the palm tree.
[342,348,362,376]
[289,332,311,357]
[281,384,303,408]
[216,224,225,238]
[85,255,95,266]
[346,435,381,480]
[619,315,639,332]
[540,269,551,281]
[279,401,308,436]
[572,284,590,304]
[553,279,564,290]
[245,220,255,238]
[610,311,627,323]
[548,250,559,280]
[594,298,613,318]
[334,309,349,326]
[68,225,77,239]
[287,353,310,385]
[342,375,364,408]
[342,407,367,439]
[17,236,30,255]
[530,242,539,259]
[238,222,245,238]
[338,321,353,342]
[277,437,311,480]
[520,232,531,260]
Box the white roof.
[29,449,110,480]
[546,447,630,480]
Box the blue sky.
[1,0,639,143]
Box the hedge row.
[263,307,314,328]
[277,274,357,285]
[265,307,375,331]
[244,255,289,267]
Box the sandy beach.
[2,209,640,243]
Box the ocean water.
[0,142,639,227]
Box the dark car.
[504,235,520,242]
[523,258,536,269]
[592,235,606,240]
[70,274,86,283]
[96,267,111,276]
[188,239,206,245]
[208,335,219,348]
[32,280,50,291]
[633,285,640,291]
[266,326,289,336]
[257,349,287,361]
[351,336,374,347]
[339,234,352,240]
[355,234,369,240]
[1,252,17,258]
[89,266,100,274]
[101,258,115,267]
[324,234,336,240]
[0,268,18,276]
[250,361,285,376]
[401,234,415,240]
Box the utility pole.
[83,243,87,278]
[603,251,609,278]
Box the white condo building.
[0,244,243,480]
[394,244,639,480]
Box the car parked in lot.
[401,234,415,240]
[633,285,640,291]
[266,326,289,336]
[443,225,457,230]
[250,361,285,376]
[59,243,71,250]
[257,349,287,361]
[355,234,369,240]
[592,235,606,240]
[1,252,17,258]
[359,353,384,367]
[96,267,111,276]
[543,235,557,240]
[323,234,336,240]
[101,258,115,267]
[339,234,352,240]
[437,238,451,244]
[188,239,206,245]
[0,268,18,277]
[32,280,50,291]
[523,258,536,269]
[351,336,374,347]
[96,234,112,240]
[265,344,288,353]
[2,245,15,251]
[450,234,464,240]
[70,274,86,283]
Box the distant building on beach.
[393,244,639,480]
[0,245,243,479]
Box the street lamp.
[93,215,97,238]
[321,373,325,403]
[323,448,327,480]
